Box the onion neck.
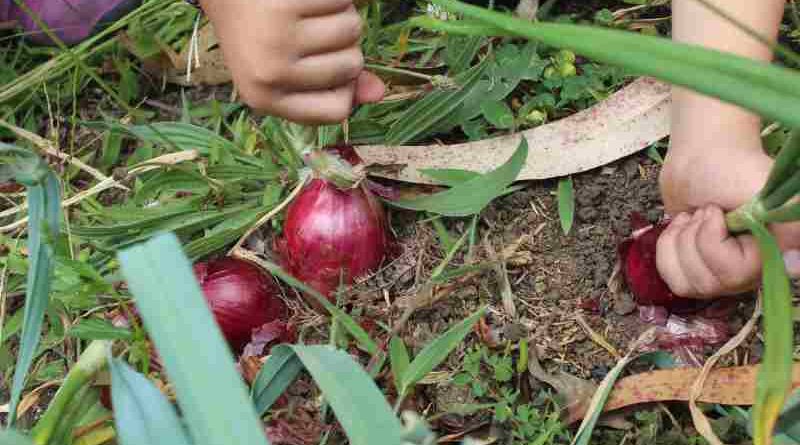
[725,197,767,233]
[307,148,364,190]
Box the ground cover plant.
[2,1,800,445]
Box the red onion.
[0,181,23,193]
[618,214,707,314]
[193,257,286,350]
[279,145,392,307]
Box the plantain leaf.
[557,176,575,235]
[69,318,133,341]
[7,168,61,427]
[744,219,794,445]
[420,0,800,128]
[117,233,270,445]
[399,307,485,397]
[110,358,192,445]
[389,139,527,216]
[385,60,488,145]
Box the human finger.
[354,71,385,104]
[675,208,723,297]
[656,212,693,297]
[269,84,356,124]
[297,7,362,56]
[286,46,364,91]
[695,205,760,293]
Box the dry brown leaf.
[356,77,670,184]
[565,363,800,424]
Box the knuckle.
[345,49,365,79]
[344,13,364,41]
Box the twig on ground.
[0,118,122,189]
[689,295,763,445]
[574,314,621,360]
[0,150,199,233]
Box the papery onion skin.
[193,257,286,350]
[0,181,23,193]
[281,178,392,304]
[619,221,708,314]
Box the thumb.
[354,71,385,105]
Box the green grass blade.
[7,171,60,427]
[423,0,800,129]
[743,219,794,445]
[251,346,305,416]
[290,345,403,445]
[557,176,575,235]
[399,307,486,396]
[110,358,192,445]
[117,233,269,445]
[389,139,527,216]
[389,336,411,395]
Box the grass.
[0,0,797,444]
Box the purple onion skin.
[619,221,708,314]
[193,258,286,351]
[282,178,392,303]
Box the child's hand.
[656,146,800,298]
[199,0,385,124]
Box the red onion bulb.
[618,217,708,314]
[193,257,286,350]
[280,178,392,305]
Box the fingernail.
[784,250,800,277]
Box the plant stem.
[762,169,800,210]
[30,340,111,445]
[306,149,363,189]
[73,426,115,445]
[764,202,800,224]
[725,198,767,233]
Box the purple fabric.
[1,0,140,45]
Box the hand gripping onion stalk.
[618,130,800,443]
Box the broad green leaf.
[480,101,515,129]
[252,344,403,445]
[421,168,481,186]
[422,0,800,129]
[386,60,488,145]
[389,337,411,395]
[110,358,192,445]
[7,170,60,427]
[290,345,403,445]
[557,176,575,235]
[68,318,133,341]
[112,122,238,155]
[744,219,794,445]
[251,346,305,416]
[117,233,269,445]
[445,35,484,74]
[0,429,35,445]
[390,139,527,216]
[399,307,486,396]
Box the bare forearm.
[670,0,784,154]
